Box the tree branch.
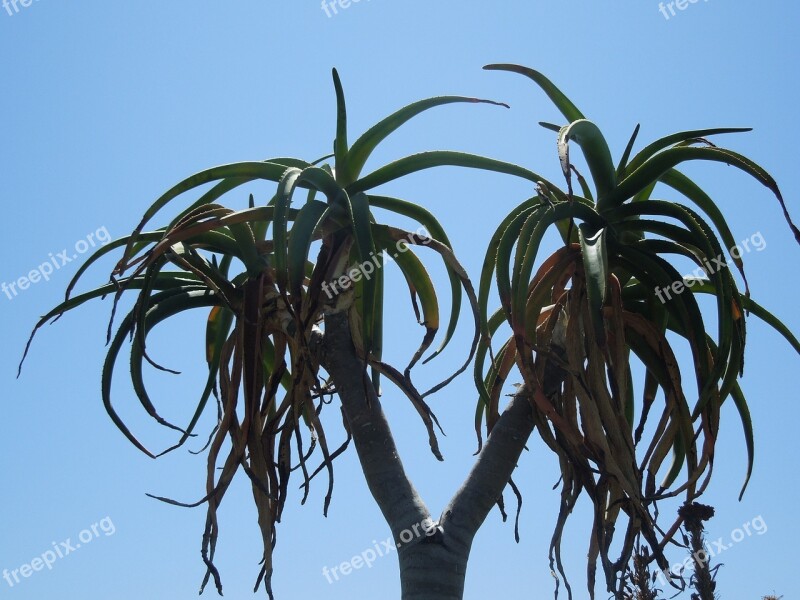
[439,388,535,553]
[319,311,431,538]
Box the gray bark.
[319,312,537,599]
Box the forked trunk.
[319,311,536,600]
[398,540,470,600]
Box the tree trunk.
[319,311,538,599]
[398,537,470,600]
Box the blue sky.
[1,2,797,599]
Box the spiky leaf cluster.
[476,64,800,599]
[21,69,544,596]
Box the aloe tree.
[20,66,800,600]
[475,64,800,599]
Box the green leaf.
[659,169,749,293]
[690,280,800,354]
[297,166,342,200]
[288,200,329,298]
[579,224,609,345]
[167,307,234,454]
[474,307,510,420]
[494,204,542,319]
[122,161,294,263]
[730,381,755,500]
[483,64,585,122]
[371,257,384,393]
[103,289,221,457]
[375,233,439,375]
[661,432,686,490]
[273,168,303,290]
[367,195,461,360]
[64,232,165,303]
[512,202,602,335]
[613,244,711,403]
[479,198,540,327]
[18,273,205,376]
[347,192,378,357]
[332,68,350,183]
[226,221,264,276]
[344,96,509,184]
[622,128,751,177]
[374,225,480,399]
[559,120,616,200]
[613,200,733,402]
[275,165,343,290]
[349,151,549,193]
[615,124,641,178]
[608,147,799,246]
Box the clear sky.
[1,2,797,599]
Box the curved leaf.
[579,224,609,345]
[559,120,616,199]
[623,128,751,177]
[349,151,550,194]
[483,64,585,122]
[345,96,509,184]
